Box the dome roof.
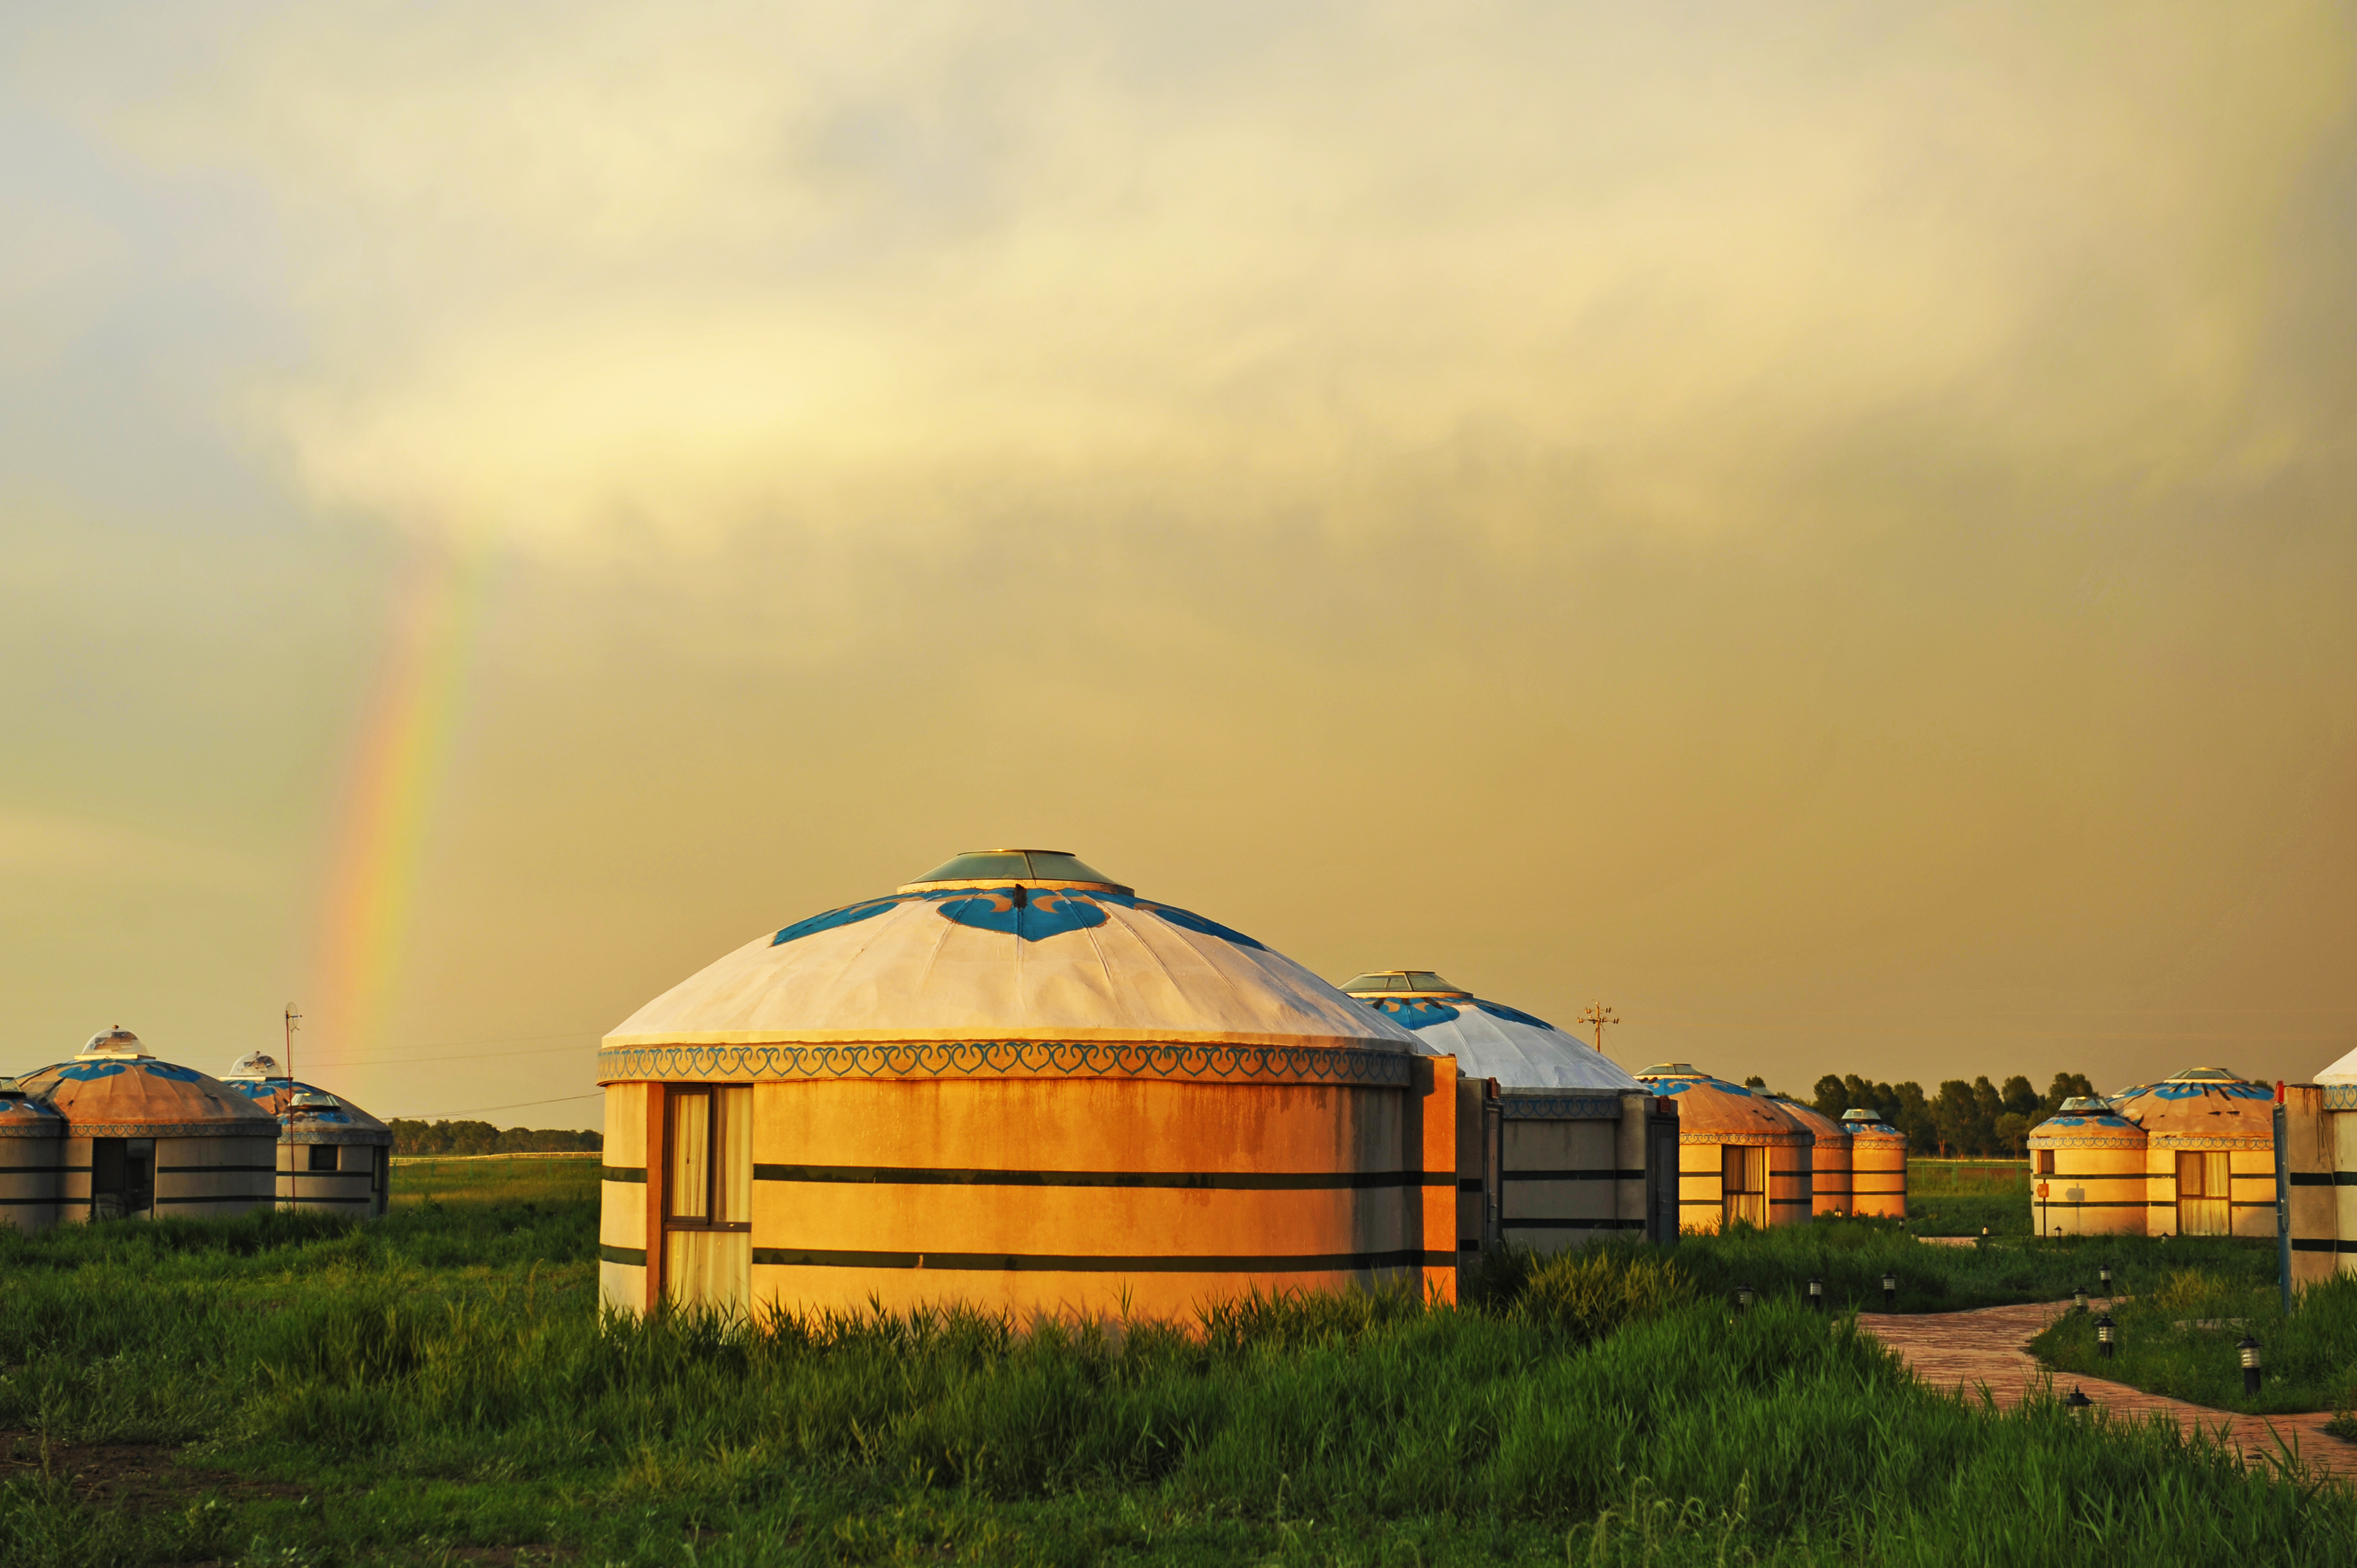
[605,851,1419,1053]
[0,1081,64,1139]
[2110,1066,2274,1144]
[1840,1108,1905,1142]
[2318,1044,2357,1085]
[2028,1101,2146,1147]
[1343,973,1639,1091]
[1635,1065,1808,1141]
[17,1035,279,1138]
[223,1074,393,1144]
[1776,1099,1847,1143]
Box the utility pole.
[1578,1002,1620,1056]
[282,1004,301,1213]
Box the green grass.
[2033,1266,2357,1417]
[390,1154,602,1208]
[1908,1160,2031,1200]
[0,1187,2348,1565]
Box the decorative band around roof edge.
[2323,1085,2357,1111]
[1676,1131,1808,1147]
[2028,1134,2149,1148]
[1500,1095,1630,1120]
[596,1040,1416,1088]
[51,1122,280,1139]
[280,1127,395,1146]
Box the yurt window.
[2176,1150,2231,1236]
[90,1137,155,1221]
[663,1086,752,1311]
[1721,1145,1767,1229]
[2036,1151,2055,1175]
[308,1144,338,1173]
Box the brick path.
[1855,1299,2357,1482]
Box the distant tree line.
[388,1120,603,1157]
[1734,1071,2101,1158]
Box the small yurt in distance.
[2027,1096,2147,1237]
[1776,1100,1851,1216]
[1341,971,1676,1253]
[2109,1068,2277,1239]
[0,1079,65,1232]
[1635,1066,1810,1232]
[597,850,1455,1321]
[1841,1110,1908,1219]
[222,1051,394,1218]
[16,1029,278,1223]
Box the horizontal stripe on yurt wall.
[743,1076,1424,1320]
[2279,1089,2338,1288]
[0,1133,63,1231]
[153,1136,276,1215]
[1499,1114,1626,1243]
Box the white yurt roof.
[1340,971,1640,1091]
[2317,1045,2357,1085]
[605,850,1421,1051]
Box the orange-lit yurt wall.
[2027,1097,2147,1237]
[2111,1068,2278,1240]
[223,1052,394,1218]
[17,1029,278,1223]
[597,851,1455,1322]
[2283,1052,2357,1286]
[0,1080,64,1232]
[1777,1100,1851,1217]
[1344,972,1675,1252]
[1841,1110,1907,1219]
[1634,1066,1810,1233]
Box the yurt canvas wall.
[1777,1100,1851,1217]
[2282,1046,2357,1286]
[0,1084,64,1232]
[596,851,1457,1322]
[1342,972,1676,1252]
[222,1054,394,1218]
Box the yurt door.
[1721,1145,1767,1230]
[2176,1151,2231,1236]
[89,1137,155,1221]
[663,1086,753,1312]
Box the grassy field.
[1905,1159,2030,1237]
[2032,1266,2357,1417]
[1,1162,2348,1566]
[389,1155,601,1209]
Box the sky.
[3,1,2354,1127]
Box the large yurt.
[596,850,1456,1321]
[1776,1100,1852,1216]
[2283,1048,2357,1286]
[1634,1066,1811,1232]
[1341,971,1676,1252]
[1840,1110,1908,1219]
[222,1051,394,1218]
[0,1079,65,1232]
[16,1029,278,1223]
[2109,1068,2278,1239]
[2027,1096,2148,1237]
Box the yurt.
[0,1078,65,1232]
[1775,1100,1852,1216]
[1341,971,1677,1252]
[16,1028,278,1223]
[1840,1110,1908,1219]
[596,850,1457,1321]
[2110,1068,2277,1239]
[1634,1066,1811,1233]
[222,1051,394,1218]
[2027,1096,2147,1237]
[2283,1048,2357,1285]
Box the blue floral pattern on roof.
[769,885,1270,951]
[1369,998,1463,1030]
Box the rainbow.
[310,543,495,1091]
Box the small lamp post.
[2095,1314,2116,1360]
[2065,1386,2092,1412]
[2073,1285,2088,1314]
[1808,1276,1825,1312]
[2238,1335,2262,1396]
[1881,1270,1897,1310]
[1735,1284,1754,1317]
[2098,1263,2113,1299]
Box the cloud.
[26,1,2348,551]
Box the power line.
[391,1091,604,1120]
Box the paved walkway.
[1855,1300,2357,1482]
